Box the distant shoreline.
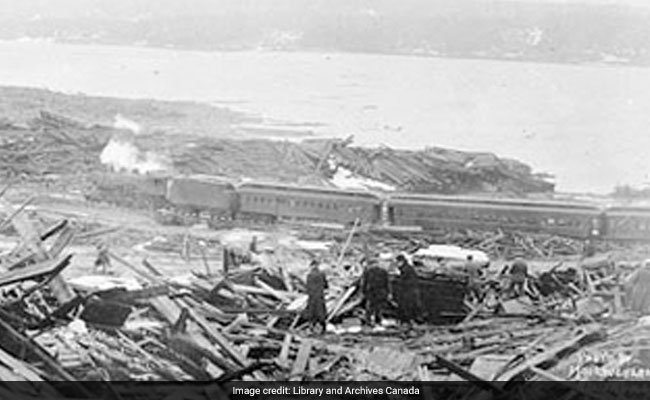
[4,36,645,71]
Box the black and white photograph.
[0,0,649,397]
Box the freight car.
[237,182,381,225]
[386,194,604,239]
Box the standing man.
[305,260,328,334]
[361,260,390,326]
[94,243,112,275]
[395,252,421,326]
[249,236,258,254]
[222,246,231,276]
[509,258,529,297]
[464,255,484,302]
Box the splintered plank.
[0,256,71,288]
[495,324,605,382]
[290,339,313,381]
[0,347,44,381]
[182,302,249,367]
[278,334,293,365]
[326,286,356,322]
[149,296,183,324]
[0,198,74,302]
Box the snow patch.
[330,167,395,192]
[113,114,142,134]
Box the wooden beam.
[290,339,313,381]
[0,198,74,303]
[326,286,356,323]
[181,301,249,367]
[495,325,604,382]
[278,334,292,365]
[434,355,504,394]
[0,255,71,288]
[0,346,44,381]
[107,250,158,283]
[0,313,87,389]
[334,218,359,270]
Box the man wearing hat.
[395,252,421,325]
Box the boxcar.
[387,194,603,238]
[237,182,381,225]
[603,206,650,241]
[166,175,239,218]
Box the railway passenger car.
[602,206,650,241]
[165,175,239,220]
[387,194,603,238]
[237,182,381,225]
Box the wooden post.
[335,218,360,270]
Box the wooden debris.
[289,339,312,381]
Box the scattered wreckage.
[0,189,648,399]
[2,110,650,400]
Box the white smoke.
[113,114,142,134]
[100,137,169,174]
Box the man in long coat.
[361,261,390,326]
[306,260,328,334]
[395,253,421,325]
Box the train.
[89,172,650,242]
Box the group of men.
[361,253,422,326]
[304,252,423,334]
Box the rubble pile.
[1,189,650,397]
[367,228,593,260]
[0,111,111,181]
[3,108,650,399]
[1,109,553,197]
[299,139,555,194]
[134,134,554,194]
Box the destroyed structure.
[0,109,649,399]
